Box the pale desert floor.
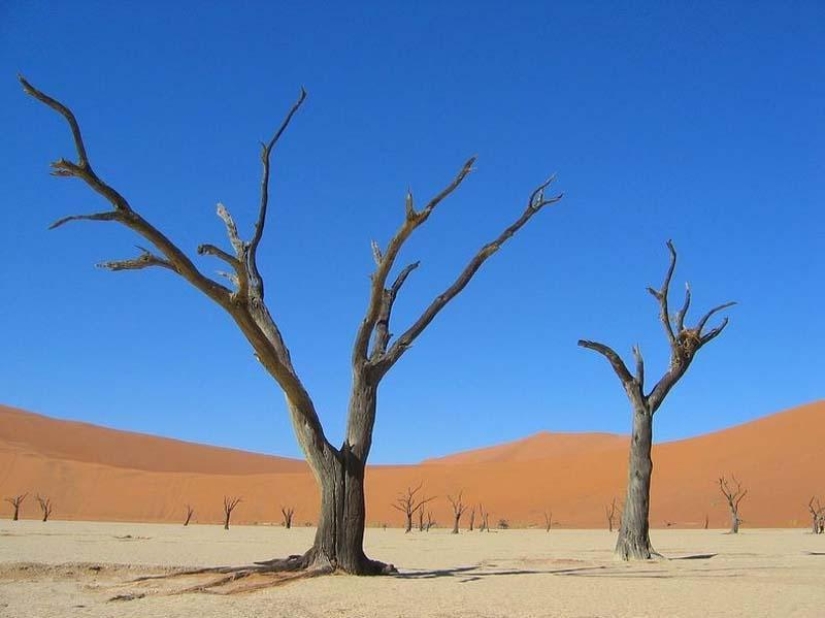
[2,521,824,617]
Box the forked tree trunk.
[616,406,654,560]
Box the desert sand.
[2,520,825,617]
[2,401,824,528]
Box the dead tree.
[281,506,295,529]
[542,510,553,532]
[808,498,824,534]
[579,241,734,560]
[468,506,476,532]
[417,506,425,531]
[22,76,561,575]
[425,511,434,532]
[718,476,746,534]
[391,483,434,533]
[183,504,195,526]
[5,493,27,521]
[605,498,619,532]
[36,495,53,522]
[448,491,469,534]
[478,503,490,532]
[703,513,709,530]
[223,496,242,530]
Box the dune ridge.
[1,401,822,529]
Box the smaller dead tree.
[223,496,242,530]
[543,510,553,532]
[808,497,824,534]
[392,483,434,533]
[425,511,434,532]
[468,506,476,532]
[5,493,27,521]
[703,513,709,530]
[478,503,490,532]
[448,491,468,534]
[417,506,425,531]
[606,498,619,533]
[36,495,53,522]
[281,506,295,529]
[183,504,195,526]
[718,476,746,534]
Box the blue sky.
[2,1,822,464]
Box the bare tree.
[578,241,734,560]
[542,510,553,532]
[281,506,295,529]
[468,506,476,532]
[448,491,469,534]
[182,504,195,526]
[605,498,619,533]
[36,495,53,522]
[5,493,27,521]
[810,498,825,534]
[223,496,242,530]
[718,476,746,534]
[391,483,434,533]
[478,503,490,532]
[22,78,560,576]
[703,513,709,530]
[425,511,434,532]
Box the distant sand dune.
[1,401,822,528]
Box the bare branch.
[98,246,176,272]
[674,282,692,332]
[695,301,737,335]
[248,88,308,274]
[49,211,121,230]
[20,76,89,167]
[650,239,678,347]
[632,345,645,390]
[370,261,420,359]
[352,157,477,365]
[216,202,245,257]
[578,340,635,388]
[380,179,562,372]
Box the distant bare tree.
[36,495,53,522]
[703,513,709,530]
[718,476,747,534]
[183,504,195,526]
[579,241,735,560]
[417,506,425,531]
[468,506,476,532]
[5,493,27,521]
[22,76,561,576]
[223,496,242,530]
[542,510,553,532]
[425,511,434,532]
[281,506,295,529]
[392,483,434,533]
[447,491,468,534]
[478,503,490,532]
[605,498,619,532]
[808,497,824,534]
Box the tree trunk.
[730,513,740,534]
[615,405,655,560]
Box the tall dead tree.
[718,476,746,534]
[281,506,295,529]
[448,491,469,534]
[391,483,434,534]
[543,510,553,532]
[478,503,490,532]
[808,497,824,534]
[468,506,476,532]
[5,493,27,521]
[22,76,560,575]
[579,241,734,560]
[223,496,242,530]
[605,498,619,533]
[36,495,53,522]
[183,504,195,526]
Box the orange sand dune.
[1,401,822,529]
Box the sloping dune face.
[1,402,822,528]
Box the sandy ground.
[2,521,824,617]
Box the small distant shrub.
[497,518,509,529]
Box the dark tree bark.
[223,496,241,530]
[183,504,195,526]
[391,483,433,534]
[22,76,561,575]
[425,511,434,532]
[579,241,735,560]
[543,510,553,532]
[718,476,746,534]
[36,495,53,522]
[5,493,27,521]
[704,513,709,530]
[468,507,476,532]
[281,506,295,529]
[448,491,468,534]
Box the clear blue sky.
[2,1,822,464]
